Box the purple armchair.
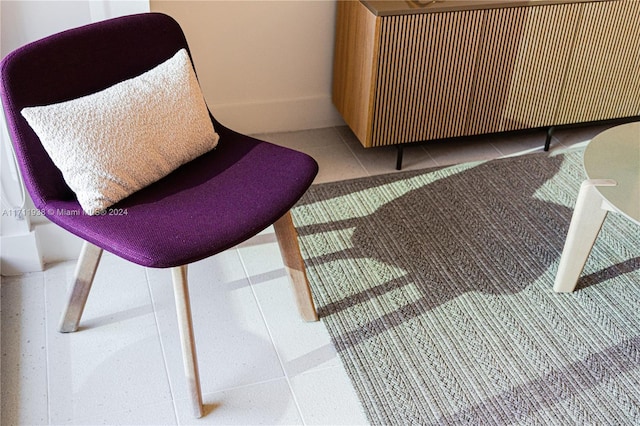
[0,12,318,417]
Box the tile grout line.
[334,126,375,177]
[419,144,439,167]
[143,267,181,424]
[234,245,309,425]
[41,271,53,426]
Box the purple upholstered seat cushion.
[44,125,318,268]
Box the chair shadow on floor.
[292,153,640,350]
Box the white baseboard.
[210,95,344,135]
[36,222,84,264]
[1,231,43,275]
[1,222,83,276]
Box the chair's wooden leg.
[59,241,103,333]
[273,211,319,322]
[171,266,204,418]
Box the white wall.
[1,0,342,274]
[0,1,149,275]
[151,0,343,134]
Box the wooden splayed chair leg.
[273,211,318,322]
[59,241,103,333]
[171,265,204,418]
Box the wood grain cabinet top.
[362,0,605,16]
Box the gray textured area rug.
[291,148,640,425]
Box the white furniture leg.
[554,179,617,292]
[273,211,319,322]
[171,265,204,418]
[59,241,103,333]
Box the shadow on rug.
[291,149,640,425]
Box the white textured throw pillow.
[21,48,219,215]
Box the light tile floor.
[1,123,612,425]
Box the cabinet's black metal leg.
[396,145,404,170]
[544,126,555,151]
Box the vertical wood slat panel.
[337,1,640,149]
[465,7,529,136]
[556,0,640,125]
[371,4,593,147]
[373,10,481,147]
[371,12,392,146]
[502,4,581,129]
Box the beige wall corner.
[150,0,344,134]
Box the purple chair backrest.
[0,13,190,209]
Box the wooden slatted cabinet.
[332,0,640,149]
